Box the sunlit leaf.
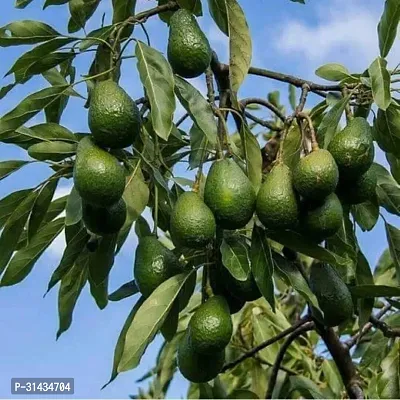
[240,124,262,191]
[376,341,400,398]
[220,234,250,281]
[368,57,391,111]
[378,0,400,58]
[315,63,351,82]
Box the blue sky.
[0,0,399,398]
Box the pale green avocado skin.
[170,191,216,249]
[178,331,225,383]
[167,9,212,78]
[133,236,182,298]
[88,80,141,149]
[82,198,126,235]
[204,159,256,230]
[328,117,374,180]
[73,136,125,207]
[310,263,354,327]
[301,193,343,242]
[188,295,233,355]
[256,163,299,230]
[293,149,339,201]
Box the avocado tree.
[1,0,400,398]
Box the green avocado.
[293,149,339,201]
[82,198,126,235]
[310,263,354,327]
[88,80,141,149]
[300,193,343,242]
[73,136,125,207]
[328,117,374,179]
[204,159,256,230]
[167,9,212,78]
[170,191,216,249]
[256,163,299,230]
[178,331,225,383]
[337,167,377,205]
[133,236,182,298]
[188,295,233,355]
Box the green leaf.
[79,25,114,50]
[368,57,391,111]
[68,0,100,33]
[378,0,400,58]
[321,360,343,396]
[28,141,76,161]
[317,92,351,149]
[177,0,202,15]
[350,284,400,298]
[0,83,17,100]
[360,331,390,371]
[315,63,351,82]
[189,123,210,170]
[29,122,77,142]
[376,341,400,398]
[385,222,400,284]
[109,280,138,301]
[65,186,82,226]
[220,235,250,281]
[28,178,58,241]
[372,163,400,215]
[199,383,214,399]
[174,76,218,146]
[43,0,69,8]
[0,189,32,229]
[0,85,69,137]
[251,226,275,310]
[274,252,319,309]
[135,216,152,239]
[1,218,65,287]
[103,297,145,388]
[15,0,34,8]
[112,0,137,24]
[135,41,175,141]
[0,190,38,275]
[117,271,194,372]
[0,20,60,47]
[226,0,252,93]
[288,376,325,399]
[57,252,88,338]
[387,153,400,184]
[374,104,400,158]
[89,275,108,310]
[160,299,179,341]
[282,125,301,171]
[208,0,228,35]
[351,200,379,232]
[289,84,296,111]
[356,251,374,328]
[0,160,29,181]
[89,234,117,286]
[240,124,262,191]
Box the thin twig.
[175,113,190,127]
[369,314,400,338]
[265,322,315,399]
[244,111,281,131]
[241,98,285,122]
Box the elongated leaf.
[15,0,34,8]
[368,57,391,111]
[189,123,210,170]
[89,235,117,286]
[360,331,390,371]
[112,0,137,35]
[289,84,296,111]
[241,124,262,191]
[57,252,88,338]
[208,0,228,35]
[315,63,351,82]
[0,20,60,47]
[378,0,400,58]
[0,85,69,136]
[174,76,217,146]
[68,0,100,33]
[44,0,69,9]
[0,160,29,181]
[374,104,400,158]
[136,41,175,141]
[28,178,58,240]
[29,122,77,142]
[350,284,400,298]
[0,189,32,229]
[385,222,400,284]
[109,280,138,301]
[28,141,76,161]
[282,125,301,170]
[288,376,325,399]
[135,215,151,238]
[387,153,400,184]
[372,163,400,215]
[251,226,275,310]
[356,251,374,328]
[160,300,179,341]
[0,83,17,100]
[89,275,108,310]
[1,218,65,287]
[376,341,400,399]
[65,186,82,226]
[351,200,379,232]
[226,0,252,93]
[220,235,250,281]
[80,25,114,50]
[317,92,351,148]
[118,271,194,372]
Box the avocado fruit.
[293,149,339,201]
[82,198,126,235]
[310,262,354,327]
[328,117,374,179]
[337,167,377,205]
[188,295,233,355]
[73,136,125,207]
[167,9,212,78]
[88,80,141,149]
[134,235,182,298]
[204,159,256,230]
[256,163,299,230]
[300,193,343,242]
[178,331,225,383]
[170,191,216,249]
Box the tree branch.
[221,316,312,373]
[369,314,400,338]
[265,321,315,399]
[241,98,286,122]
[129,1,179,23]
[244,111,281,131]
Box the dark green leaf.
[174,76,218,146]
[251,226,275,310]
[368,57,391,110]
[0,83,17,100]
[89,234,117,286]
[28,141,76,161]
[117,271,194,372]
[177,0,202,15]
[42,195,68,225]
[289,84,296,111]
[374,104,400,158]
[111,0,136,39]
[350,284,400,298]
[282,125,301,170]
[360,331,390,371]
[134,216,152,239]
[29,122,77,142]
[160,299,179,341]
[15,0,34,8]
[0,189,32,229]
[189,123,210,170]
[288,376,325,399]
[89,275,108,310]
[376,341,400,398]
[109,280,138,301]
[79,25,114,50]
[220,235,250,281]
[240,124,262,191]
[208,0,228,35]
[315,63,351,82]
[378,0,400,58]
[385,222,400,284]
[0,160,29,181]
[1,218,65,287]
[65,186,82,226]
[351,200,379,232]
[68,0,100,33]
[43,0,69,8]
[356,251,374,327]
[386,153,400,184]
